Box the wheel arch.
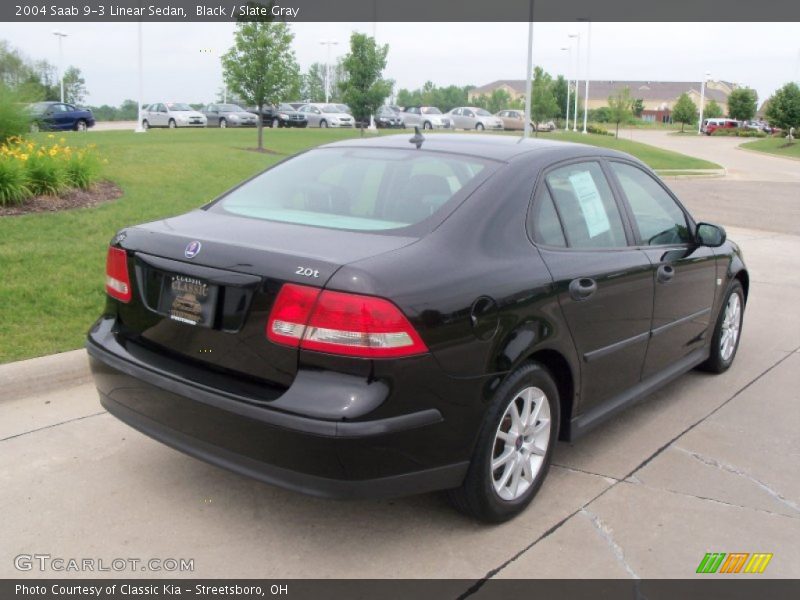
[734,268,749,303]
[524,348,575,441]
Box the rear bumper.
[86,318,470,499]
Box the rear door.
[531,160,654,413]
[607,160,718,378]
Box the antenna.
[409,126,425,149]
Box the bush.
[26,152,68,196]
[64,148,100,189]
[587,123,613,136]
[710,129,767,138]
[0,85,30,143]
[0,157,30,206]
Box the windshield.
[278,104,295,111]
[421,107,442,115]
[219,104,244,112]
[28,102,50,115]
[166,103,193,111]
[475,109,492,116]
[377,107,396,116]
[321,104,342,113]
[209,148,493,232]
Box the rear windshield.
[209,148,495,232]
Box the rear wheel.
[29,122,40,133]
[320,119,328,128]
[423,121,432,130]
[141,119,150,130]
[449,362,560,522]
[168,119,176,129]
[476,123,485,131]
[74,119,88,132]
[701,280,744,373]
[219,118,227,128]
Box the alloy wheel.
[720,293,742,361]
[491,386,551,501]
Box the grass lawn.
[0,127,718,363]
[740,137,800,159]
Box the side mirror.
[696,222,726,247]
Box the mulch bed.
[0,180,124,217]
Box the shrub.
[25,152,68,196]
[0,84,30,143]
[710,129,766,138]
[64,148,100,189]
[587,123,613,136]
[0,157,30,206]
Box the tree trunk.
[616,121,620,138]
[256,103,264,151]
[681,122,685,132]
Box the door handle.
[569,277,597,301]
[657,264,675,284]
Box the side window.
[609,162,691,246]
[464,110,474,117]
[531,186,566,247]
[544,162,628,248]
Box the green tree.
[222,21,300,151]
[632,98,644,118]
[530,66,558,135]
[339,33,392,127]
[607,86,634,138]
[704,99,723,119]
[0,83,29,141]
[62,66,87,105]
[727,87,757,122]
[671,92,698,132]
[552,75,569,120]
[765,82,800,133]
[301,62,326,102]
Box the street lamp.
[134,23,146,133]
[582,21,592,134]
[698,72,711,135]
[52,30,68,103]
[561,46,572,131]
[568,33,580,132]
[319,40,339,103]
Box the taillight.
[266,283,428,358]
[105,246,132,303]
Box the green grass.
[0,127,719,363]
[740,137,800,159]
[535,130,721,170]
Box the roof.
[470,79,730,103]
[321,133,625,162]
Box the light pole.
[698,72,710,135]
[568,33,580,131]
[523,8,534,138]
[134,23,145,133]
[582,21,591,134]
[561,46,572,131]
[319,40,338,103]
[52,30,68,103]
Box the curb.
[0,349,91,403]
[735,143,800,162]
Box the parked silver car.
[141,102,206,129]
[298,103,354,128]
[202,104,258,128]
[447,107,504,131]
[399,106,452,130]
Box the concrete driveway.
[1,133,799,584]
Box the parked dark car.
[250,104,309,128]
[27,101,95,132]
[87,134,747,522]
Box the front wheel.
[448,362,560,522]
[219,118,227,128]
[74,119,88,132]
[141,119,150,130]
[29,122,40,133]
[423,121,432,130]
[476,123,485,131]
[168,119,176,129]
[701,280,744,373]
[320,120,328,128]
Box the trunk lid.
[115,210,417,387]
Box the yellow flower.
[47,133,55,139]
[102,158,109,164]
[59,137,67,144]
[49,148,58,157]
[19,153,28,161]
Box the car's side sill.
[567,347,709,441]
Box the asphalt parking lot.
[1,132,798,583]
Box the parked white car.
[298,103,354,128]
[447,107,504,131]
[399,106,453,130]
[141,102,206,129]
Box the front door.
[532,160,654,412]
[607,160,718,378]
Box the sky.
[2,22,799,107]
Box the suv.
[702,118,739,135]
[251,104,309,128]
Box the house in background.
[468,79,737,122]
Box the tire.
[476,123,485,131]
[74,119,87,132]
[141,120,150,131]
[700,280,744,373]
[423,121,432,130]
[448,362,560,523]
[30,122,40,133]
[168,119,176,129]
[219,118,227,128]
[320,120,328,128]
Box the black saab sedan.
[87,134,747,522]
